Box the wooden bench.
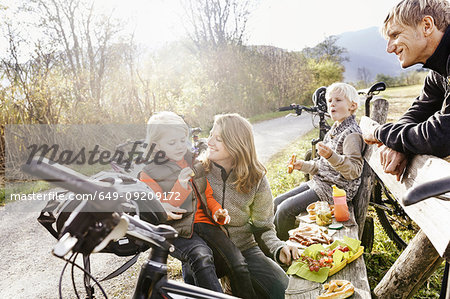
[360,116,450,298]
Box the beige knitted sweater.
[206,163,285,260]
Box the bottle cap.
[332,185,346,197]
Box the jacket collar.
[212,162,233,182]
[423,25,450,77]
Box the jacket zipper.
[188,179,196,238]
[220,166,230,236]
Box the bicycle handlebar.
[278,105,295,112]
[402,175,450,206]
[22,158,118,204]
[278,104,319,115]
[22,158,176,257]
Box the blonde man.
[364,0,450,179]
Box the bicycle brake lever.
[285,113,297,118]
[53,232,78,257]
[92,215,129,253]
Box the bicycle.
[278,86,331,181]
[358,82,419,250]
[23,158,236,299]
[190,127,208,158]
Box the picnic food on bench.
[286,236,364,283]
[287,153,297,173]
[307,202,335,221]
[317,280,354,299]
[288,224,334,247]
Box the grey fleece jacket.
[206,162,285,261]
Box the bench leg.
[373,229,443,298]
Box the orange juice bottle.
[332,185,349,222]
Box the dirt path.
[0,114,314,298]
[253,113,315,164]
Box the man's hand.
[213,208,231,224]
[363,124,383,146]
[317,142,332,159]
[161,202,187,221]
[379,146,408,181]
[279,244,300,266]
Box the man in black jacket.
[364,0,450,180]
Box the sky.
[1,0,399,53]
[91,0,399,51]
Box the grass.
[378,84,422,123]
[265,84,445,298]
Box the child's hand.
[161,202,187,221]
[292,159,304,171]
[317,142,332,159]
[213,209,231,225]
[178,167,194,189]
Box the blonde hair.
[203,113,266,193]
[382,0,450,37]
[143,111,189,154]
[325,82,360,113]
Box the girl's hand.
[213,209,231,224]
[178,167,194,189]
[317,142,332,159]
[279,244,300,265]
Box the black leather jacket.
[375,26,450,158]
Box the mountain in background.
[336,26,421,82]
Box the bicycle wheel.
[361,216,374,252]
[372,181,418,250]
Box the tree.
[303,35,348,64]
[28,0,121,109]
[256,46,311,108]
[181,0,254,51]
[357,67,372,87]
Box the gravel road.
[0,114,314,298]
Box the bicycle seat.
[367,82,386,95]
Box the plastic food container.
[315,201,332,226]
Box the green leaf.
[332,248,344,264]
[343,236,361,253]
[286,261,305,275]
[327,240,347,250]
[296,264,330,283]
[303,244,325,259]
